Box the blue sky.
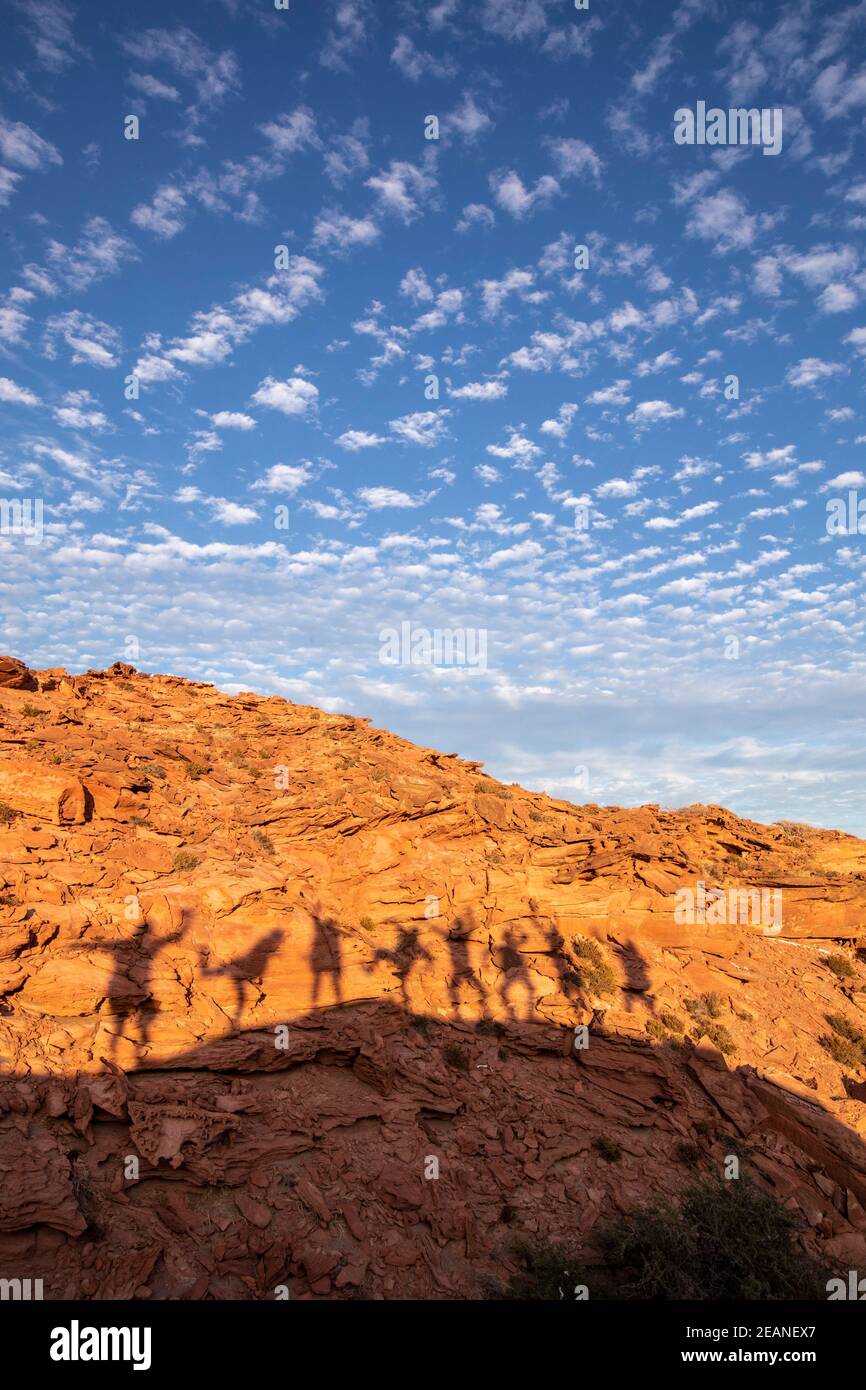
[1,0,866,833]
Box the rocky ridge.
[1,656,866,1298]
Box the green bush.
[491,1178,830,1300]
[172,849,200,872]
[820,1013,866,1069]
[442,1042,470,1072]
[563,936,617,997]
[592,1136,622,1164]
[826,953,857,981]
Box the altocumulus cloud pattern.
[1,0,865,832]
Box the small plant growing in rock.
[359,915,374,931]
[592,1136,622,1164]
[185,762,207,781]
[172,849,200,872]
[475,1017,506,1037]
[826,953,857,981]
[0,803,18,826]
[686,993,726,1025]
[21,702,44,718]
[676,1141,703,1167]
[490,1178,831,1300]
[252,828,275,854]
[475,780,512,799]
[658,1009,685,1033]
[142,763,166,780]
[646,1017,668,1042]
[686,996,736,1050]
[820,1013,866,1069]
[563,936,616,997]
[442,1042,470,1072]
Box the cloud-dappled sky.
[1,0,865,833]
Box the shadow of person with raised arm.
[368,926,434,1010]
[198,928,284,1025]
[309,908,345,1008]
[68,908,194,1058]
[431,913,488,1019]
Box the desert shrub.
[185,762,207,781]
[475,1017,506,1037]
[689,1019,737,1056]
[646,1018,668,1042]
[21,702,44,718]
[686,993,728,1040]
[491,1178,830,1300]
[359,915,374,931]
[252,828,274,854]
[592,1136,622,1164]
[820,1013,866,1069]
[442,1042,470,1072]
[172,849,200,872]
[474,780,512,799]
[676,1142,703,1167]
[563,936,617,997]
[491,1238,586,1300]
[659,1009,685,1033]
[142,763,166,780]
[826,953,857,981]
[0,803,18,826]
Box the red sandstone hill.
[1,656,866,1298]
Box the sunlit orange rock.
[0,658,865,1298]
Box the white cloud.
[211,411,256,430]
[489,169,560,218]
[785,358,845,388]
[0,376,40,406]
[546,137,602,182]
[251,375,319,416]
[357,486,428,509]
[251,463,313,495]
[389,410,449,447]
[627,400,685,426]
[449,380,508,401]
[366,158,438,222]
[337,429,387,450]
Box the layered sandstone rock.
[0,657,865,1299]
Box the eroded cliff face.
[1,657,866,1299]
